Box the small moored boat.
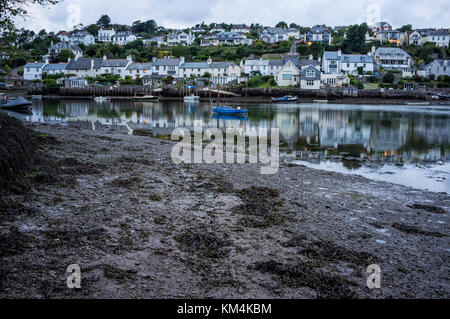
[184,94,200,102]
[133,95,159,102]
[212,106,248,116]
[1,96,33,111]
[93,96,110,102]
[404,101,430,106]
[271,95,299,103]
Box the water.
[3,99,450,192]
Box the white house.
[112,31,137,46]
[300,62,321,90]
[100,55,133,77]
[407,30,422,45]
[57,32,70,42]
[69,31,95,46]
[43,63,67,76]
[322,50,375,75]
[125,63,153,79]
[201,32,248,46]
[369,21,392,33]
[191,26,206,34]
[286,28,300,39]
[275,56,320,88]
[167,31,194,46]
[424,59,450,79]
[242,56,283,76]
[48,42,83,59]
[420,30,449,47]
[151,56,183,77]
[23,61,48,80]
[65,57,103,78]
[259,27,288,44]
[98,28,116,42]
[143,37,166,47]
[373,47,412,70]
[231,24,250,33]
[179,58,240,78]
[210,25,225,33]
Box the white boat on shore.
[405,101,430,106]
[94,96,110,102]
[184,94,200,102]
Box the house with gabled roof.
[23,61,48,80]
[242,55,283,76]
[259,27,288,44]
[373,47,412,70]
[420,30,449,47]
[98,28,116,42]
[305,25,332,45]
[48,42,83,59]
[231,24,250,33]
[112,31,137,46]
[65,56,104,77]
[57,32,70,42]
[323,50,374,75]
[125,63,153,79]
[43,63,67,76]
[69,31,95,46]
[370,22,392,33]
[151,56,184,77]
[424,59,450,78]
[100,55,133,77]
[275,55,321,88]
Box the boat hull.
[212,106,248,116]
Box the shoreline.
[0,117,448,298]
[19,95,450,105]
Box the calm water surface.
[4,99,450,192]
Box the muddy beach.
[0,114,449,299]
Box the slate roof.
[49,42,82,52]
[180,62,209,69]
[210,62,238,68]
[152,58,180,66]
[309,25,331,34]
[101,59,129,67]
[375,47,411,58]
[66,58,103,70]
[24,63,46,68]
[43,63,67,71]
[126,63,152,70]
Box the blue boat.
[271,95,298,103]
[212,113,248,121]
[212,106,248,116]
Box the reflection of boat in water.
[271,95,298,103]
[93,96,110,102]
[133,95,159,102]
[212,113,247,121]
[404,101,430,106]
[184,94,200,102]
[212,106,248,116]
[1,96,33,112]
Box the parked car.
[0,83,7,87]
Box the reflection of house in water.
[24,101,449,162]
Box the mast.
[245,81,248,108]
[217,76,220,106]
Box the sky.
[15,0,450,32]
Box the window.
[347,63,350,67]
[306,70,315,77]
[306,80,314,86]
[282,73,292,80]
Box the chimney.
[309,54,313,60]
[68,57,71,63]
[91,59,94,70]
[338,49,342,57]
[152,56,157,63]
[103,55,107,61]
[127,55,132,63]
[180,56,185,64]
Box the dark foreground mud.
[0,117,449,298]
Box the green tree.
[342,23,369,54]
[398,24,412,32]
[58,49,75,62]
[276,21,288,29]
[0,0,58,30]
[97,15,111,28]
[383,72,395,83]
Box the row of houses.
[57,29,138,46]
